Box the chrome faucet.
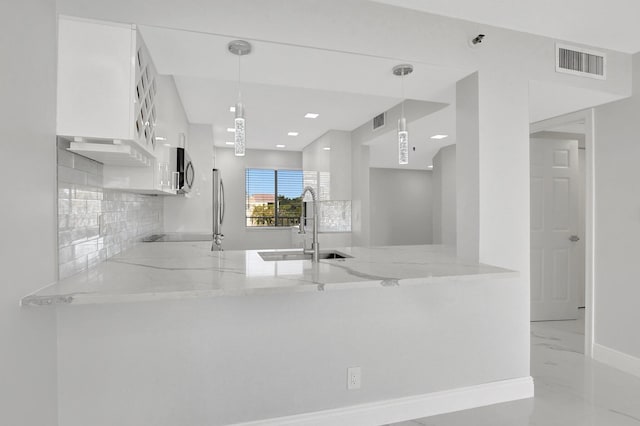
[299,186,319,262]
[212,233,224,252]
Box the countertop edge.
[21,270,520,307]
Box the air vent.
[373,112,386,131]
[556,43,606,80]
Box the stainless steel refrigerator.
[212,168,225,251]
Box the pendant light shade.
[398,117,409,165]
[228,40,252,157]
[234,102,245,156]
[393,64,413,165]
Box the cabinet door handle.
[220,179,225,225]
[569,235,580,242]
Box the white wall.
[57,275,527,425]
[212,148,302,250]
[578,148,586,308]
[302,132,331,177]
[432,144,457,245]
[593,52,640,363]
[456,74,480,261]
[302,130,352,201]
[369,168,433,246]
[0,0,58,424]
[47,0,637,420]
[350,133,372,247]
[164,124,215,233]
[457,71,531,278]
[302,130,353,248]
[453,71,531,382]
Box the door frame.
[530,108,595,358]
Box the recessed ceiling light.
[287,132,299,136]
[229,106,236,112]
[276,144,286,148]
[430,134,448,140]
[323,147,331,151]
[225,142,235,145]
[304,113,319,119]
[227,128,235,133]
[427,165,434,169]
[155,136,167,141]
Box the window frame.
[245,168,303,228]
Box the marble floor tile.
[393,311,640,426]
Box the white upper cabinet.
[56,16,159,166]
[154,75,189,150]
[102,76,188,195]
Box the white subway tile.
[58,165,87,185]
[73,154,98,175]
[58,149,163,278]
[58,199,71,215]
[74,240,97,258]
[87,173,102,187]
[58,246,74,264]
[57,148,74,168]
[70,199,87,215]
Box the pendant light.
[228,40,252,156]
[393,64,413,165]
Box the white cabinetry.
[154,75,189,150]
[103,75,188,195]
[103,145,174,195]
[57,15,159,166]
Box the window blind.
[245,169,275,226]
[245,168,304,227]
[276,169,303,227]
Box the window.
[245,169,304,227]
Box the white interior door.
[530,138,580,321]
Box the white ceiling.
[139,25,469,158]
[528,80,624,123]
[174,77,401,151]
[57,0,638,170]
[368,105,456,169]
[136,1,636,168]
[370,0,640,54]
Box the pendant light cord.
[401,70,405,119]
[237,54,242,103]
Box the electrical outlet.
[347,367,361,390]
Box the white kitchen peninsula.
[23,243,532,426]
[23,243,516,306]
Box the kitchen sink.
[143,233,212,242]
[258,250,352,261]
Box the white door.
[530,138,580,321]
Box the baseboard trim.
[593,343,640,378]
[231,376,534,426]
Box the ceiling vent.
[556,43,606,80]
[372,112,386,131]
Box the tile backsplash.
[57,139,163,279]
[318,200,352,233]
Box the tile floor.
[393,310,640,425]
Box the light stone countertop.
[21,243,517,306]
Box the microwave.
[169,147,195,193]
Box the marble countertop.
[21,243,517,306]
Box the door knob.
[569,235,580,242]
